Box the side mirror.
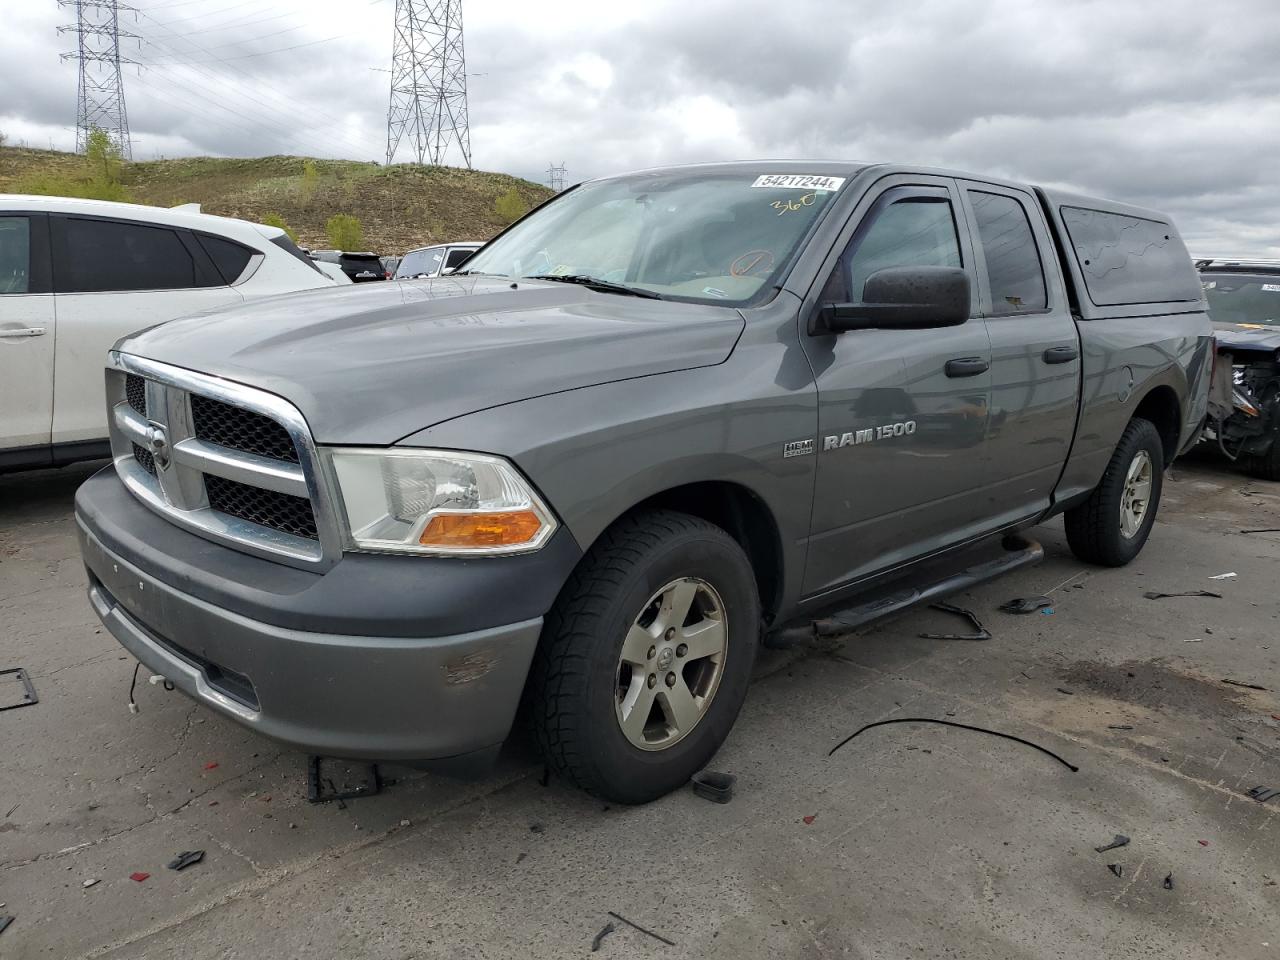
[820,265,970,333]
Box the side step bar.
[769,535,1044,647]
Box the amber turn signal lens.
[419,511,544,548]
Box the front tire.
[1064,417,1164,566]
[527,509,760,804]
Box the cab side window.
[967,191,1046,314]
[444,247,474,271]
[842,197,962,301]
[0,216,30,294]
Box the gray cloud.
[2,0,1277,254]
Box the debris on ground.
[167,850,204,871]
[529,823,545,834]
[1056,687,1075,696]
[515,852,527,864]
[1183,638,1204,643]
[607,911,676,947]
[203,762,218,771]
[0,667,38,711]
[1164,872,1174,890]
[1208,572,1237,580]
[1223,679,1268,691]
[802,814,817,825]
[1143,590,1222,600]
[690,770,735,804]
[0,916,12,936]
[999,596,1053,615]
[1107,864,1123,878]
[305,756,390,805]
[1107,725,1134,730]
[827,717,1079,772]
[1247,785,1279,804]
[591,922,617,952]
[1095,834,1130,853]
[82,878,99,889]
[1198,840,1210,847]
[1239,528,1280,534]
[399,819,411,827]
[129,872,150,882]
[919,603,991,641]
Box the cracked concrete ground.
[1,456,1278,959]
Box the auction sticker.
[1263,284,1280,293]
[752,174,846,191]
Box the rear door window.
[1061,206,1202,306]
[444,247,474,270]
[0,216,31,294]
[967,191,1047,315]
[60,218,199,292]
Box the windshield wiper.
[531,274,663,300]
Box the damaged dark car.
[1199,259,1280,478]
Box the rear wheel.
[1065,417,1164,566]
[527,509,760,804]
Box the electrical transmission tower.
[59,0,138,159]
[385,0,471,168]
[546,162,567,192]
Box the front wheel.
[527,509,760,804]
[1064,417,1164,566]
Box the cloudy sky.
[3,0,1277,254]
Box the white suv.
[393,241,482,279]
[0,196,338,472]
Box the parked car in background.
[394,241,481,279]
[310,250,386,282]
[1197,258,1280,477]
[380,255,401,279]
[0,195,338,473]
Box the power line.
[59,0,138,159]
[385,0,471,168]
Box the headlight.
[327,448,557,555]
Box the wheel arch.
[1132,384,1182,467]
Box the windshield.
[1203,272,1280,325]
[460,171,847,304]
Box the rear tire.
[1065,417,1164,566]
[527,509,760,804]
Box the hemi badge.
[783,439,815,459]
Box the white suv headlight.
[327,448,557,555]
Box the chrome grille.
[204,474,318,540]
[105,352,337,569]
[191,394,299,463]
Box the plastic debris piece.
[0,916,12,936]
[1197,840,1209,847]
[828,717,1078,772]
[1107,864,1123,878]
[203,762,218,771]
[1056,687,1075,696]
[999,596,1053,615]
[1240,528,1280,534]
[607,911,676,947]
[591,922,616,952]
[1247,786,1279,803]
[1183,638,1204,643]
[1163,872,1174,890]
[129,871,150,882]
[802,815,816,825]
[399,819,411,827]
[919,602,991,641]
[1095,834,1130,853]
[1041,608,1054,615]
[690,770,736,804]
[1223,679,1268,691]
[166,850,204,871]
[1208,572,1237,580]
[1107,725,1134,730]
[1143,590,1222,600]
[82,878,99,889]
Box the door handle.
[945,357,989,378]
[1042,345,1078,364]
[0,327,47,339]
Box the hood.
[117,277,745,444]
[1212,321,1280,357]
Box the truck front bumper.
[75,468,581,764]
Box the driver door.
[801,178,993,597]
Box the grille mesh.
[204,473,318,540]
[191,394,299,463]
[125,374,147,416]
[132,442,157,475]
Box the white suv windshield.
[460,171,846,304]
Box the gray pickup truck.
[75,162,1211,803]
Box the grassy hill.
[0,147,553,255]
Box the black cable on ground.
[128,662,141,713]
[827,717,1079,772]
